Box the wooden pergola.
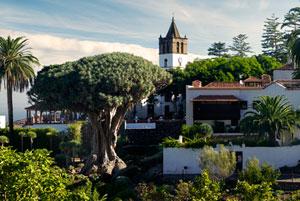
[25,105,80,125]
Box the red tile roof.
[204,82,243,88]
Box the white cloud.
[0,28,159,65]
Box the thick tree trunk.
[81,109,127,175]
[7,82,14,144]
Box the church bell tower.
[159,17,188,69]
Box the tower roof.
[166,17,181,38]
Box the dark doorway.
[147,104,154,118]
[164,105,171,119]
[235,151,243,171]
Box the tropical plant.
[28,52,171,174]
[26,131,37,150]
[0,36,39,140]
[240,96,299,146]
[288,30,300,69]
[229,34,252,57]
[199,145,236,180]
[18,131,26,151]
[0,135,9,147]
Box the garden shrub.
[235,181,279,201]
[162,137,181,148]
[199,145,236,180]
[192,170,222,201]
[174,180,194,201]
[181,123,213,139]
[239,157,280,185]
[136,183,174,201]
[0,147,106,200]
[0,127,61,153]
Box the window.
[181,42,184,53]
[164,59,168,68]
[177,42,180,53]
[166,44,169,53]
[162,44,166,53]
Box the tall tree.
[0,36,39,140]
[282,7,300,32]
[229,34,252,57]
[240,96,299,146]
[289,30,300,74]
[261,14,288,63]
[207,42,229,57]
[28,52,171,174]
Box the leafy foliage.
[235,181,279,201]
[240,96,299,146]
[0,135,9,146]
[199,145,236,180]
[192,170,222,201]
[0,147,106,200]
[238,157,280,185]
[181,123,213,139]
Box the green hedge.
[0,128,62,154]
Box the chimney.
[261,74,271,83]
[192,80,202,88]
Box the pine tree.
[229,34,252,57]
[282,7,300,32]
[262,14,287,63]
[207,42,228,57]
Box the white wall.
[273,70,294,80]
[163,145,300,175]
[159,53,188,69]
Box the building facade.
[186,73,300,135]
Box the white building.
[186,72,300,134]
[273,63,295,80]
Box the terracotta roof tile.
[204,82,243,88]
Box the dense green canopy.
[28,52,171,112]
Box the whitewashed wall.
[159,53,188,69]
[163,145,300,175]
[273,70,294,80]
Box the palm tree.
[288,30,300,69]
[0,135,9,147]
[26,131,37,150]
[240,96,299,146]
[18,131,26,152]
[0,36,39,141]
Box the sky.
[0,0,299,121]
